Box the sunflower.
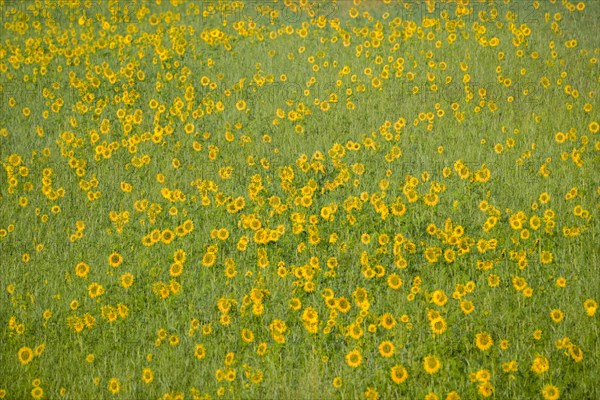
[423,355,441,374]
[378,341,395,358]
[249,340,265,356]
[542,384,560,400]
[540,250,553,264]
[345,349,362,368]
[107,378,120,395]
[364,387,378,400]
[430,290,448,306]
[224,264,239,278]
[478,382,493,397]
[120,273,134,288]
[142,368,153,384]
[390,365,408,384]
[173,249,186,264]
[513,274,527,291]
[347,323,363,340]
[108,252,123,268]
[141,235,153,247]
[446,391,460,400]
[241,329,254,343]
[18,346,33,365]
[325,297,337,309]
[387,273,402,290]
[475,332,493,351]
[101,305,118,323]
[202,252,216,267]
[583,299,597,316]
[250,370,264,385]
[487,274,500,287]
[569,345,583,362]
[169,335,179,346]
[430,317,447,335]
[150,229,161,243]
[337,297,351,313]
[380,313,396,330]
[550,309,564,323]
[224,352,235,366]
[75,262,90,278]
[31,387,44,400]
[194,344,206,360]
[476,369,491,382]
[217,228,230,240]
[161,229,175,244]
[460,300,475,314]
[332,377,342,388]
[531,354,549,374]
[169,262,183,277]
[289,297,302,311]
[502,360,518,373]
[88,282,105,299]
[302,307,319,324]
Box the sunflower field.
[0,0,599,399]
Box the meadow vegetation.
[0,0,599,399]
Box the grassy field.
[1,0,599,399]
